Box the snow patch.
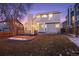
[66,35,79,47]
[8,37,28,40]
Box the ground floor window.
[39,24,44,29]
[0,22,10,32]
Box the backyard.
[0,34,79,56]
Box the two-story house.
[35,11,61,34]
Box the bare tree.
[10,3,33,20]
[0,3,33,21]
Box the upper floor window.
[49,14,53,20]
[42,14,47,18]
[36,15,41,19]
[72,16,75,23]
[49,14,53,18]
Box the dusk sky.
[28,3,75,23]
[0,3,75,24]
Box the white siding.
[51,14,60,22]
[36,14,60,23]
[46,23,60,33]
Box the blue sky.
[30,3,75,23]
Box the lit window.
[49,14,53,18]
[4,22,6,24]
[55,24,60,28]
[37,23,39,25]
[41,24,44,28]
[36,15,40,18]
[42,14,47,18]
[49,14,53,20]
[39,24,44,29]
[45,24,47,28]
[72,16,75,23]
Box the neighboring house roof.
[0,19,24,28]
[0,20,8,23]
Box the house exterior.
[63,3,79,36]
[0,19,24,37]
[74,3,79,36]
[35,12,61,34]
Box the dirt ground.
[0,34,79,56]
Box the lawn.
[0,34,79,56]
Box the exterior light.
[45,24,47,28]
[56,24,60,28]
[49,14,53,20]
[4,22,6,24]
[42,14,47,18]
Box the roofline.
[0,20,8,23]
[35,11,61,16]
[0,20,23,25]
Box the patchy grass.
[0,34,79,56]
